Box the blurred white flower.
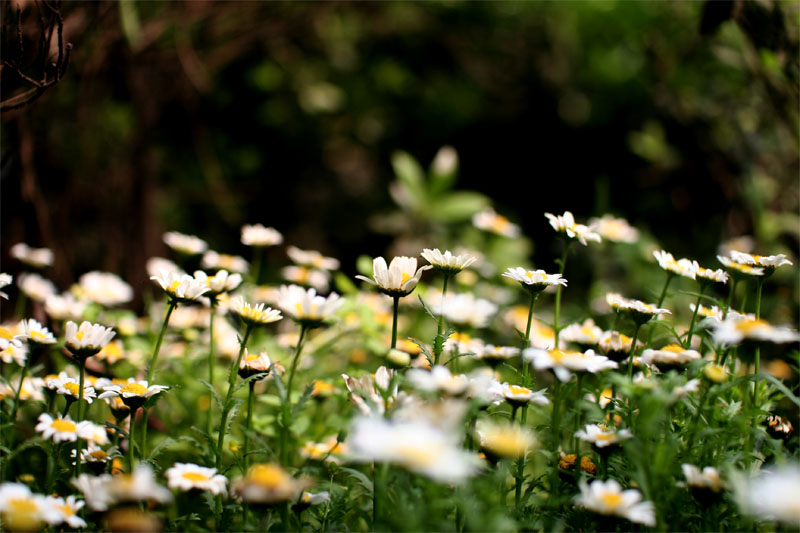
[163,231,208,255]
[10,242,54,268]
[0,273,12,300]
[503,267,567,293]
[241,224,283,247]
[524,348,618,382]
[545,211,601,245]
[653,250,696,279]
[420,248,477,275]
[682,464,723,492]
[166,462,228,496]
[405,365,469,396]
[77,271,133,306]
[712,317,800,346]
[287,246,340,271]
[574,423,633,448]
[472,208,521,238]
[588,214,639,243]
[575,479,655,526]
[18,273,57,302]
[44,293,87,321]
[202,251,249,274]
[277,284,343,327]
[736,463,800,525]
[281,265,330,292]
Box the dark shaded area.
[1,1,798,307]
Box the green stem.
[434,275,450,366]
[216,325,253,471]
[753,279,764,409]
[244,381,255,472]
[390,296,400,350]
[553,244,570,348]
[251,247,265,285]
[724,279,738,319]
[146,300,177,385]
[627,323,642,379]
[74,360,86,477]
[647,273,673,346]
[551,379,562,449]
[207,297,217,437]
[128,408,136,471]
[685,384,709,459]
[10,345,32,422]
[140,407,149,461]
[514,292,537,512]
[685,285,706,349]
[282,325,309,465]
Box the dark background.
[2,1,798,310]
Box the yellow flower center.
[485,432,526,458]
[51,419,77,433]
[397,444,437,467]
[737,319,769,333]
[0,328,13,340]
[302,492,311,503]
[249,464,289,489]
[63,382,81,397]
[30,330,46,341]
[90,450,108,460]
[182,471,211,482]
[600,492,623,509]
[312,381,335,395]
[76,331,85,341]
[661,344,685,353]
[9,497,38,514]
[169,280,182,293]
[508,385,530,395]
[595,432,615,441]
[58,504,75,516]
[245,354,260,363]
[400,272,412,286]
[120,383,148,396]
[296,267,310,284]
[491,215,510,233]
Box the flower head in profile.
[163,231,208,255]
[476,420,537,462]
[588,215,639,243]
[472,208,521,237]
[44,293,87,321]
[277,284,343,328]
[405,365,469,397]
[524,348,618,382]
[560,319,604,349]
[435,293,497,329]
[653,250,696,279]
[606,293,671,324]
[231,297,283,327]
[232,463,309,504]
[0,329,27,365]
[692,262,728,285]
[10,243,54,268]
[0,273,12,300]
[575,479,655,526]
[151,270,209,302]
[241,224,283,247]
[729,251,792,277]
[474,344,520,368]
[18,273,57,302]
[52,373,97,404]
[195,269,242,297]
[238,349,274,380]
[641,344,702,370]
[0,483,55,531]
[20,318,56,345]
[348,416,481,483]
[420,248,477,276]
[355,256,431,298]
[76,271,133,306]
[736,463,800,526]
[545,211,602,245]
[166,463,228,496]
[65,321,116,360]
[499,383,550,408]
[682,464,723,493]
[575,423,633,448]
[717,254,765,279]
[107,464,173,504]
[98,379,169,410]
[36,414,80,443]
[286,246,340,271]
[341,366,401,416]
[44,494,87,529]
[281,265,330,292]
[202,251,249,274]
[72,444,120,467]
[503,267,567,294]
[712,317,800,346]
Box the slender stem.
[685,286,706,348]
[753,279,764,408]
[627,323,642,379]
[514,292,537,512]
[647,273,673,346]
[685,384,709,459]
[140,407,149,461]
[207,297,217,437]
[553,245,570,348]
[434,275,450,365]
[739,281,749,313]
[62,398,74,417]
[128,408,136,472]
[216,325,253,471]
[10,345,32,422]
[146,300,177,384]
[551,379,562,449]
[724,279,738,319]
[244,381,255,472]
[251,247,265,285]
[74,360,86,477]
[282,325,309,465]
[390,296,400,350]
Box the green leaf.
[339,466,374,494]
[430,191,490,222]
[417,295,438,322]
[390,150,428,210]
[234,373,269,394]
[147,437,175,462]
[408,337,434,367]
[428,146,459,195]
[292,382,316,419]
[198,379,223,410]
[334,272,360,295]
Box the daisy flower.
[20,318,56,345]
[202,251,249,274]
[641,344,702,369]
[736,463,800,526]
[36,414,80,443]
[166,462,228,496]
[544,211,602,245]
[474,344,520,368]
[64,321,116,360]
[146,257,183,278]
[10,242,54,268]
[241,224,283,247]
[682,464,723,493]
[692,262,728,285]
[0,483,55,531]
[72,443,120,466]
[476,420,537,461]
[652,250,696,279]
[405,365,469,396]
[194,269,243,296]
[575,423,633,448]
[606,293,671,324]
[150,270,209,302]
[729,251,793,276]
[465,368,504,406]
[231,297,283,326]
[472,207,521,237]
[712,317,800,346]
[0,273,12,299]
[108,464,172,504]
[281,265,330,292]
[77,420,110,446]
[232,463,309,504]
[71,474,115,511]
[691,303,725,322]
[355,256,431,297]
[499,382,550,408]
[420,248,477,275]
[717,254,765,279]
[0,333,28,366]
[348,416,482,483]
[524,348,618,382]
[435,292,497,329]
[300,436,347,463]
[43,495,86,529]
[76,271,133,306]
[503,267,567,294]
[277,284,343,327]
[286,246,340,271]
[341,367,401,416]
[18,273,57,302]
[560,319,604,348]
[98,379,169,410]
[44,293,87,321]
[296,491,331,509]
[238,349,274,379]
[588,214,639,243]
[596,331,637,362]
[575,479,655,526]
[163,231,208,255]
[53,374,97,404]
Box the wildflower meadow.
[1,146,798,532]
